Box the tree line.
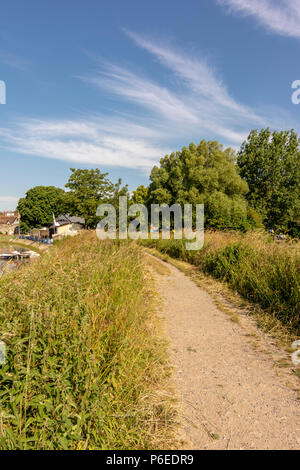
[18,128,300,236]
[17,169,128,232]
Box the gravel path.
[149,255,300,450]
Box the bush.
[203,242,254,281]
[205,193,251,231]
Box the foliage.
[108,178,130,226]
[203,241,300,328]
[132,185,149,205]
[17,186,65,232]
[139,233,300,333]
[65,168,113,228]
[205,192,250,230]
[0,233,175,449]
[237,128,300,235]
[65,169,128,228]
[148,140,252,230]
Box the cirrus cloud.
[217,0,300,39]
[0,30,289,172]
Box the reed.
[0,232,175,449]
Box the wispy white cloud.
[0,31,287,172]
[79,33,269,147]
[0,118,170,171]
[217,0,300,39]
[0,50,30,70]
[125,30,260,120]
[80,63,199,124]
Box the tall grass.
[139,232,300,333]
[0,233,175,450]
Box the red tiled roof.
[0,216,19,225]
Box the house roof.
[55,214,85,226]
[0,216,19,225]
[31,227,49,232]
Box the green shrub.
[203,242,254,281]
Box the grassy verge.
[139,232,300,335]
[0,232,176,450]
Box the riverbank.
[0,233,176,450]
[0,236,48,253]
[0,242,38,275]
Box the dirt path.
[148,254,300,450]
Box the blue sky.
[0,0,299,210]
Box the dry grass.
[139,230,300,340]
[0,233,177,450]
[146,256,172,276]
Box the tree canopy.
[132,185,149,205]
[147,140,253,230]
[65,168,128,228]
[237,128,300,235]
[15,130,300,237]
[17,186,65,232]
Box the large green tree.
[17,186,66,232]
[132,185,149,205]
[65,168,128,228]
[148,140,253,230]
[237,128,300,234]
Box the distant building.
[0,211,20,235]
[49,214,85,240]
[29,227,50,240]
[2,210,19,218]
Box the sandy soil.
[148,254,300,450]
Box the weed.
[0,233,176,449]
